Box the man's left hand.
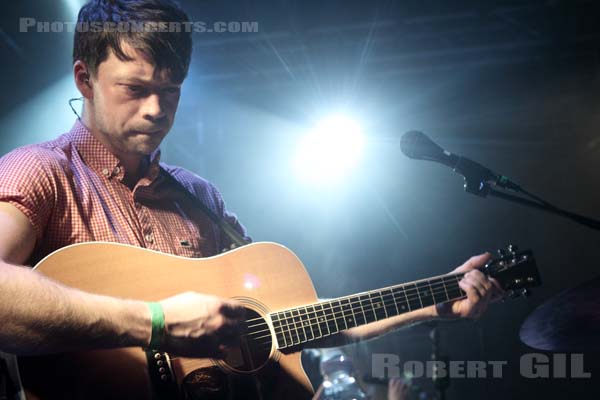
[435,253,504,319]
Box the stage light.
[293,115,364,185]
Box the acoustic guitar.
[18,242,541,399]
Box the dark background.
[1,0,600,398]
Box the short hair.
[73,0,192,83]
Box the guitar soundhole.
[221,308,273,373]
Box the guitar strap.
[159,167,250,248]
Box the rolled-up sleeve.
[0,147,57,242]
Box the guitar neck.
[270,272,467,350]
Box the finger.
[467,282,492,318]
[459,280,481,303]
[220,301,246,318]
[461,275,487,298]
[454,252,492,273]
[218,318,246,337]
[465,271,493,292]
[461,279,491,317]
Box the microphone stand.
[460,168,600,232]
[429,323,449,400]
[487,189,600,231]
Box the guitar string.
[242,273,466,325]
[244,278,463,339]
[244,274,464,327]
[245,280,465,344]
[244,283,463,342]
[253,291,469,349]
[249,276,462,332]
[252,298,469,349]
[253,286,465,344]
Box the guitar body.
[19,242,317,400]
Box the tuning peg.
[497,248,507,257]
[520,288,531,297]
[507,244,518,254]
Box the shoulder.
[0,137,71,240]
[0,138,69,182]
[0,136,68,175]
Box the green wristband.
[147,302,165,350]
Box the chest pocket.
[175,236,203,258]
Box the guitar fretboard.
[270,273,466,349]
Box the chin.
[137,145,160,156]
[131,138,163,154]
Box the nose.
[141,93,167,123]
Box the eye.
[127,85,144,94]
[163,87,180,95]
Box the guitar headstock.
[483,245,542,298]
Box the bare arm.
[0,261,152,354]
[307,304,436,349]
[0,202,152,354]
[0,203,244,357]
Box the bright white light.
[242,273,259,290]
[293,115,364,185]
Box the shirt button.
[145,234,154,243]
[113,166,121,175]
[102,168,110,177]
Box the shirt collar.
[68,119,162,184]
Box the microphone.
[400,130,520,196]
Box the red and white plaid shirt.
[0,119,249,265]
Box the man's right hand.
[158,292,246,358]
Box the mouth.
[131,129,164,136]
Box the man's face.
[88,42,182,158]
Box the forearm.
[0,262,151,355]
[309,306,437,348]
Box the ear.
[73,60,93,99]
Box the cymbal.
[520,275,600,352]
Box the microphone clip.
[454,157,521,197]
[453,156,495,197]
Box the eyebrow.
[116,77,180,87]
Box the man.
[0,0,499,399]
